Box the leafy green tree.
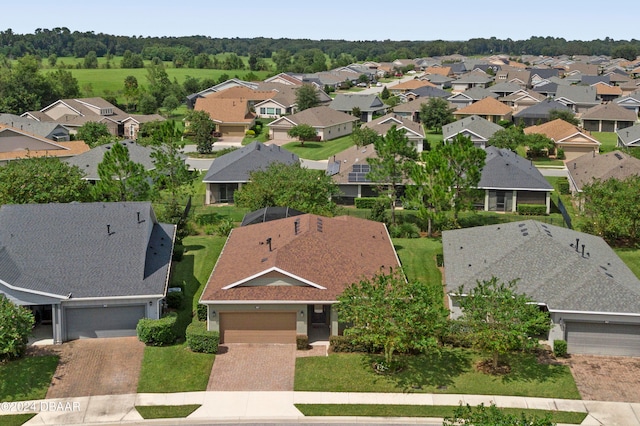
[380,86,391,100]
[76,121,112,147]
[192,52,212,69]
[357,74,369,84]
[291,48,327,73]
[185,110,217,154]
[47,53,57,67]
[146,61,171,108]
[182,75,200,95]
[487,126,525,151]
[420,97,455,133]
[385,95,401,109]
[524,133,554,158]
[0,294,34,361]
[94,142,151,202]
[548,109,580,126]
[48,69,80,99]
[295,83,320,111]
[287,124,317,146]
[367,126,418,225]
[234,162,339,216]
[83,51,98,69]
[162,94,181,117]
[351,106,362,120]
[337,269,448,366]
[456,277,551,370]
[273,49,292,72]
[0,157,92,204]
[444,403,554,426]
[611,45,639,61]
[123,75,139,112]
[580,175,640,246]
[351,126,380,147]
[0,54,58,114]
[121,50,144,68]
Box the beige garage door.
[271,128,293,140]
[219,125,246,137]
[219,312,296,344]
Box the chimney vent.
[581,244,586,257]
[266,237,272,251]
[575,238,579,252]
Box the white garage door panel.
[566,322,640,356]
[66,305,146,340]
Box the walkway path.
[8,391,640,425]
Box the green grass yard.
[592,132,619,153]
[615,248,640,279]
[294,350,580,399]
[393,237,442,284]
[0,414,37,426]
[136,404,201,419]
[0,355,59,401]
[282,136,354,160]
[295,404,587,424]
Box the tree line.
[2,28,640,63]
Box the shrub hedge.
[186,321,219,354]
[296,334,309,350]
[329,335,377,353]
[137,313,177,346]
[196,304,208,322]
[172,244,184,261]
[553,340,568,358]
[557,179,570,195]
[517,204,547,216]
[354,197,381,209]
[165,291,183,309]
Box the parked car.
[357,82,367,87]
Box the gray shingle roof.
[0,114,69,140]
[479,146,553,191]
[513,99,572,119]
[443,115,503,141]
[617,124,640,146]
[329,93,387,112]
[0,202,175,299]
[555,85,598,105]
[406,86,450,99]
[202,141,299,183]
[443,220,640,314]
[65,140,158,180]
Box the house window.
[130,124,135,138]
[267,108,275,114]
[275,108,281,115]
[260,107,266,114]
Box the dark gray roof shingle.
[479,147,553,191]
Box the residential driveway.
[46,337,145,399]
[207,344,296,391]
[569,354,640,402]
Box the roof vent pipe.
[581,244,586,257]
[266,237,272,251]
[575,238,579,252]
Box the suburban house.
[615,92,640,116]
[329,93,388,122]
[22,97,163,140]
[389,79,435,96]
[326,144,379,204]
[592,82,623,103]
[0,113,71,141]
[477,146,553,214]
[420,74,454,90]
[392,98,431,123]
[194,86,276,136]
[202,141,299,205]
[487,82,522,98]
[443,115,503,149]
[0,202,176,344]
[450,71,494,93]
[0,124,89,165]
[65,140,159,181]
[402,85,450,103]
[186,78,259,109]
[253,83,331,120]
[566,150,640,194]
[524,119,600,161]
[268,106,358,141]
[453,97,513,123]
[199,214,401,344]
[617,124,640,148]
[500,89,546,113]
[513,99,572,127]
[580,103,637,133]
[263,73,303,86]
[554,86,600,114]
[447,87,497,110]
[362,114,426,152]
[443,220,640,356]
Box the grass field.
[592,132,619,152]
[136,404,201,419]
[0,414,37,426]
[0,355,59,401]
[615,248,640,279]
[295,404,587,424]
[295,350,580,398]
[393,237,442,284]
[282,135,355,160]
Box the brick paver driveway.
[208,344,296,391]
[46,337,145,398]
[569,354,640,402]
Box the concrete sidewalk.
[4,391,638,425]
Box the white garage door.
[65,305,146,340]
[566,321,640,356]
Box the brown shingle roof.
[0,140,90,161]
[594,83,623,96]
[194,97,256,124]
[524,119,598,144]
[567,150,640,191]
[454,97,512,116]
[200,214,400,302]
[581,103,637,121]
[391,80,436,90]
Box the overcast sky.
[2,1,639,41]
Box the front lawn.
[137,343,214,393]
[0,414,37,426]
[294,350,580,399]
[136,404,201,419]
[137,235,223,393]
[295,404,587,424]
[282,135,354,160]
[0,355,59,401]
[615,248,640,279]
[592,132,618,153]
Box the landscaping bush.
[195,213,221,226]
[245,130,255,137]
[137,313,177,346]
[435,253,444,268]
[556,148,565,160]
[368,198,389,224]
[517,204,547,216]
[297,334,309,350]
[172,244,184,261]
[165,291,183,309]
[196,304,208,322]
[354,197,380,209]
[186,321,219,354]
[553,340,568,358]
[329,335,377,353]
[388,222,420,238]
[215,218,235,237]
[557,178,570,195]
